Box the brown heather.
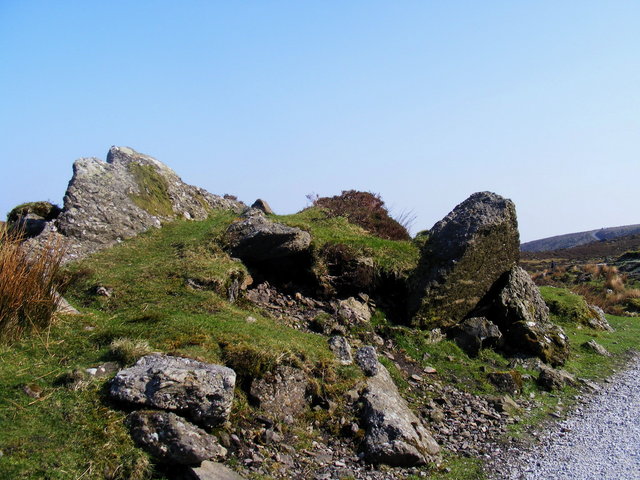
[0,225,65,342]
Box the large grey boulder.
[408,192,519,330]
[360,359,440,466]
[44,146,243,261]
[223,215,311,263]
[491,267,570,366]
[110,354,236,427]
[126,411,226,465]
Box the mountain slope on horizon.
[521,224,640,252]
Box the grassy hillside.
[521,224,640,253]
[2,209,640,479]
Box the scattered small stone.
[245,316,257,323]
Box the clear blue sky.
[1,1,638,242]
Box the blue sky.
[1,1,638,242]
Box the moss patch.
[127,163,174,217]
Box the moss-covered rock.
[7,201,61,223]
[408,192,519,329]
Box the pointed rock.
[408,192,519,329]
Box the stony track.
[490,355,640,480]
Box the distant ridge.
[521,224,640,252]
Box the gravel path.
[491,355,640,480]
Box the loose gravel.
[491,354,640,480]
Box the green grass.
[275,207,419,275]
[0,211,353,479]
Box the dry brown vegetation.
[0,225,65,342]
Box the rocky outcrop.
[452,317,502,355]
[489,267,570,366]
[6,201,61,237]
[110,354,236,428]
[249,366,308,420]
[126,411,226,465]
[409,192,519,330]
[336,297,371,325]
[359,356,440,466]
[35,147,243,261]
[223,215,311,263]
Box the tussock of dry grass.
[0,225,65,342]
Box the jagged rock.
[109,354,236,427]
[186,461,247,480]
[249,366,308,420]
[537,366,576,391]
[490,266,570,366]
[126,411,226,465]
[336,297,371,324]
[583,340,611,357]
[223,215,311,262]
[361,360,440,466]
[408,192,519,329]
[251,199,274,215]
[328,336,353,365]
[586,305,614,331]
[487,371,523,395]
[43,146,243,261]
[355,346,380,377]
[452,317,502,355]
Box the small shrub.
[0,225,65,342]
[109,338,152,365]
[312,190,410,240]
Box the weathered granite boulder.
[224,215,311,263]
[490,267,570,366]
[328,336,353,365]
[40,146,244,261]
[452,317,502,355]
[110,354,236,427]
[360,358,440,466]
[408,192,519,330]
[126,411,226,465]
[537,366,576,391]
[249,365,308,420]
[251,199,274,215]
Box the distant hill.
[521,224,640,252]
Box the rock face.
[45,146,243,260]
[224,215,311,263]
[360,360,440,466]
[249,366,308,420]
[126,411,226,465]
[110,354,236,427]
[490,267,570,366]
[409,192,519,330]
[452,317,502,355]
